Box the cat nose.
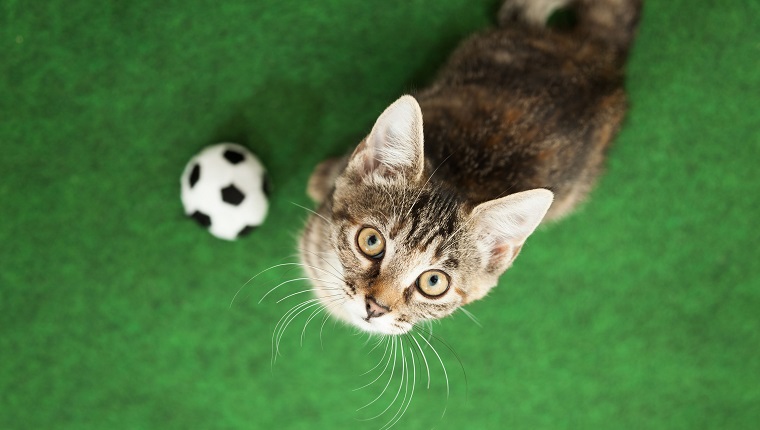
[365,296,390,320]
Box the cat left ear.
[470,189,554,275]
[346,95,425,182]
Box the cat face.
[300,96,553,335]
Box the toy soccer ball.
[180,143,270,240]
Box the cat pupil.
[368,236,377,246]
[429,275,438,285]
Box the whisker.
[319,312,331,350]
[298,247,345,282]
[380,343,416,430]
[459,307,482,328]
[360,336,391,376]
[271,296,341,365]
[300,303,332,346]
[357,336,398,412]
[354,337,394,391]
[290,201,334,227]
[231,261,306,308]
[278,260,346,284]
[416,332,449,418]
[492,183,519,201]
[409,334,431,389]
[359,337,406,420]
[232,260,342,308]
[276,301,322,354]
[272,299,320,363]
[421,320,434,343]
[361,332,375,348]
[420,328,468,398]
[274,296,345,364]
[367,335,387,355]
[275,286,343,304]
[299,260,346,284]
[260,276,341,304]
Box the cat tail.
[497,0,643,60]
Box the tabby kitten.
[300,0,641,335]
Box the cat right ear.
[470,189,554,276]
[345,95,425,183]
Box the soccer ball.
[180,143,270,240]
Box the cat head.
[300,95,553,335]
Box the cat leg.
[574,0,642,56]
[498,0,642,57]
[497,0,573,27]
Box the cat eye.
[416,270,450,297]
[356,227,385,259]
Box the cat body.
[300,0,641,335]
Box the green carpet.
[2,1,759,429]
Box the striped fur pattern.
[300,0,641,335]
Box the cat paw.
[497,0,572,27]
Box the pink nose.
[365,296,390,320]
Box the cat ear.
[346,95,425,182]
[470,189,554,275]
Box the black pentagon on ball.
[188,163,201,188]
[221,184,245,206]
[189,210,211,228]
[237,225,257,238]
[223,149,245,164]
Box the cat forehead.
[335,185,466,258]
[336,181,462,217]
[389,193,460,250]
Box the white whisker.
[380,344,416,430]
[417,333,449,417]
[260,276,341,304]
[361,332,375,348]
[355,338,395,391]
[300,304,331,346]
[290,201,334,227]
[276,301,322,351]
[271,296,342,365]
[367,335,387,355]
[459,307,482,327]
[357,336,398,412]
[272,299,320,364]
[359,337,406,421]
[319,312,331,350]
[280,298,343,358]
[409,334,431,389]
[230,261,305,308]
[360,336,392,377]
[275,286,343,304]
[422,320,434,343]
[298,247,345,282]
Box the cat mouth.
[312,284,410,334]
[352,311,412,335]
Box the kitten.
[300,0,641,335]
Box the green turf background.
[2,0,759,429]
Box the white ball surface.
[180,143,270,240]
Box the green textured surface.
[2,1,759,429]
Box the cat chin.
[350,315,411,335]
